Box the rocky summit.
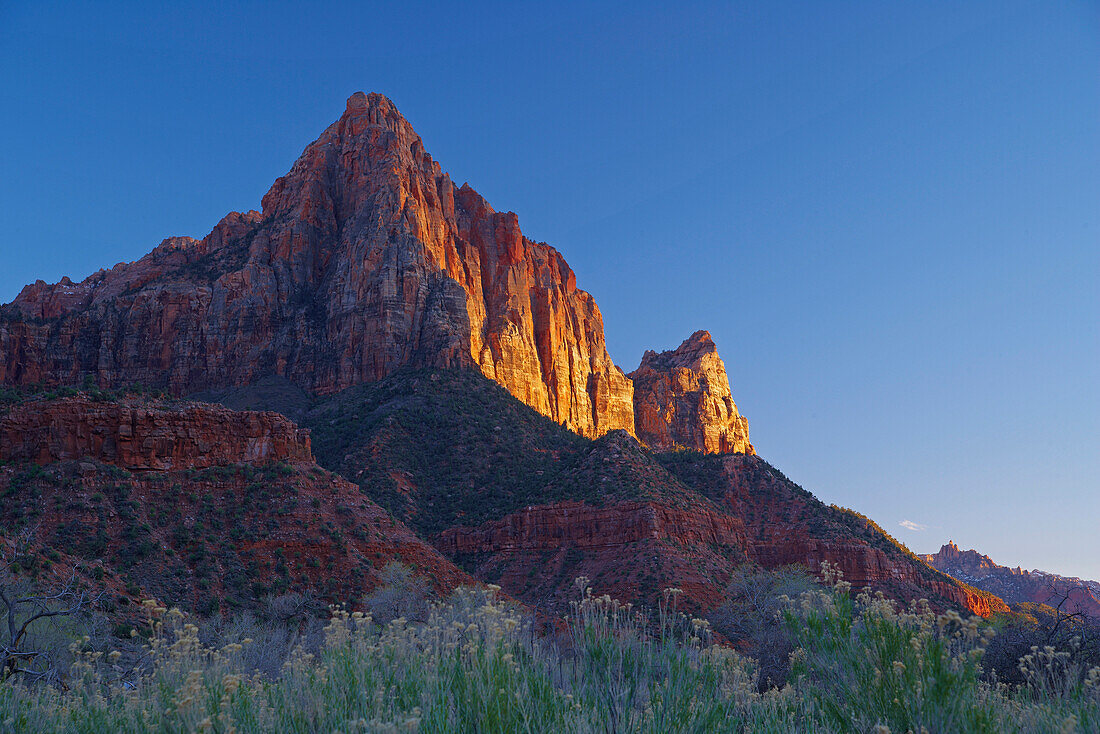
[0,92,647,441]
[0,92,1016,623]
[630,330,753,454]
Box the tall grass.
[1,568,1098,732]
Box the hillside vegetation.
[0,567,1096,733]
[301,369,998,616]
[304,369,704,535]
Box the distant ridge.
[921,542,1100,617]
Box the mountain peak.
[922,541,1100,617]
[0,92,635,441]
[343,91,405,121]
[630,331,753,455]
[345,90,377,110]
[636,331,720,374]
[0,92,759,454]
[685,329,715,346]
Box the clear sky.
[2,2,1097,577]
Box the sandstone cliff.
[0,394,470,610]
[0,93,632,439]
[630,331,753,454]
[0,396,313,470]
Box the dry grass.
[0,564,1098,732]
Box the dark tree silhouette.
[0,528,99,685]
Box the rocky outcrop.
[629,331,753,454]
[0,394,470,610]
[659,453,1007,616]
[0,93,633,439]
[436,500,746,555]
[921,542,1100,617]
[0,396,313,470]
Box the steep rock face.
[921,542,1100,617]
[0,396,312,470]
[629,331,753,454]
[0,93,632,438]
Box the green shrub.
[0,572,1097,732]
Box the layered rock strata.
[630,331,753,454]
[433,453,1007,616]
[0,395,470,609]
[436,500,747,555]
[0,396,313,470]
[0,93,632,438]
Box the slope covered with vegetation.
[304,368,708,535]
[0,570,1095,733]
[302,368,1003,617]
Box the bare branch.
[14,592,88,648]
[0,559,101,685]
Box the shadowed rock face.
[302,368,1004,617]
[0,92,633,439]
[0,396,313,471]
[629,331,753,454]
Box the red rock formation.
[0,460,470,609]
[921,542,1100,617]
[0,93,632,439]
[703,454,1006,615]
[436,500,753,615]
[0,396,313,470]
[0,395,470,609]
[434,493,1006,617]
[424,443,1005,617]
[436,500,746,555]
[629,331,753,454]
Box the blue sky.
[2,2,1097,577]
